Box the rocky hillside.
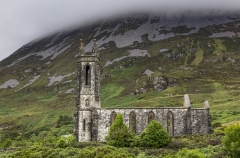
[1,11,240,133]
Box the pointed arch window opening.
[110,111,117,125]
[129,112,136,133]
[167,111,174,136]
[83,119,86,131]
[85,99,89,107]
[148,111,155,123]
[86,65,90,86]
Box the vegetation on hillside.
[222,123,240,157]
[1,118,239,157]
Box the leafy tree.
[105,113,134,147]
[222,123,240,157]
[138,120,170,148]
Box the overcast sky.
[0,0,240,61]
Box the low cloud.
[0,0,240,61]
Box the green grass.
[213,39,226,55]
[191,48,203,65]
[38,95,59,102]
[101,84,125,107]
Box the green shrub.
[74,141,104,148]
[95,146,135,158]
[56,115,73,128]
[198,145,225,158]
[212,122,222,128]
[138,120,170,148]
[56,124,73,136]
[214,129,225,136]
[57,138,67,148]
[13,139,29,147]
[166,138,188,150]
[66,134,76,147]
[177,148,204,158]
[105,113,134,147]
[57,134,76,148]
[136,152,148,158]
[1,138,12,148]
[222,123,240,158]
[58,147,80,157]
[1,130,19,140]
[78,146,96,157]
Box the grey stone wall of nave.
[191,109,212,134]
[96,108,179,142]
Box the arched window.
[148,111,155,123]
[167,111,174,136]
[85,99,89,107]
[83,119,86,131]
[129,112,136,133]
[86,65,90,85]
[110,111,117,125]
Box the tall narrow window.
[129,112,136,133]
[83,119,86,131]
[86,65,90,85]
[167,111,174,136]
[148,111,155,123]
[110,111,117,125]
[85,99,89,107]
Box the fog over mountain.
[1,0,240,61]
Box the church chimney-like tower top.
[78,39,85,55]
[78,39,99,57]
[92,39,99,57]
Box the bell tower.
[74,39,100,142]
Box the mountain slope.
[1,11,240,135]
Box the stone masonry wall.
[96,108,189,142]
[191,108,211,134]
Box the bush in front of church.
[137,120,170,148]
[222,123,240,157]
[105,113,134,147]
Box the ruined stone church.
[73,39,213,142]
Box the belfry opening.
[86,65,90,86]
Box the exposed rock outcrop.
[129,76,177,96]
[153,76,167,92]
